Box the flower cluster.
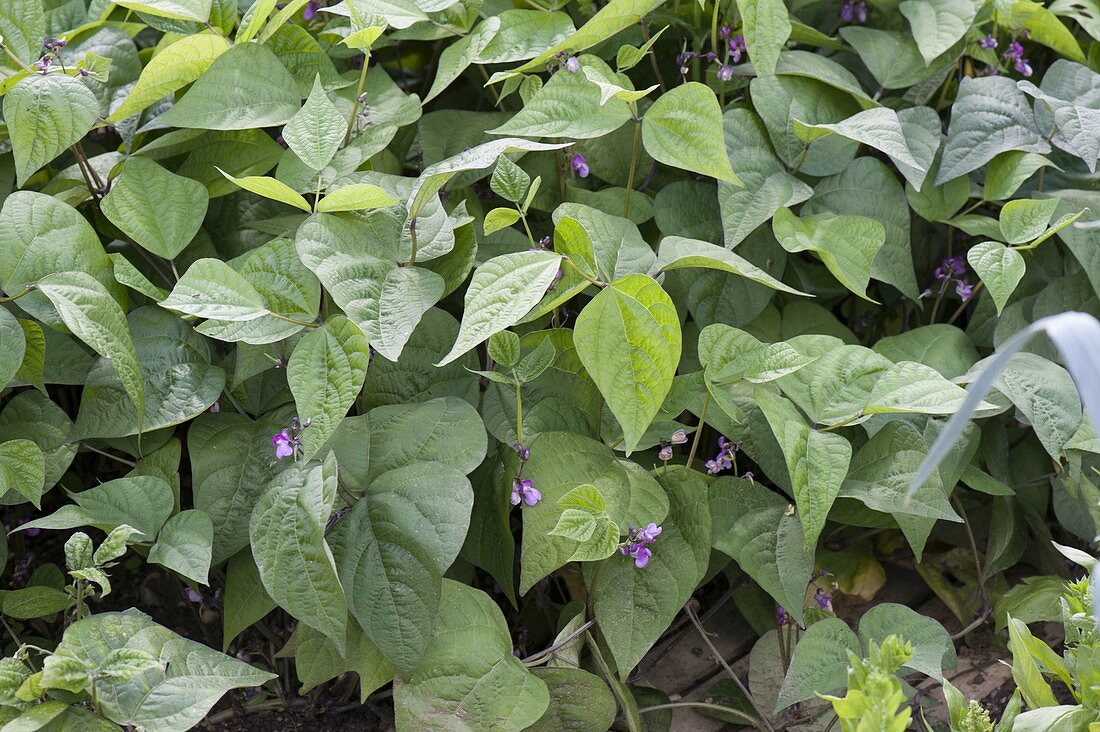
[677,31,744,82]
[620,523,662,568]
[1004,39,1032,77]
[705,436,739,475]
[570,153,589,178]
[272,417,309,460]
[931,254,974,301]
[657,428,688,462]
[979,34,998,50]
[839,0,868,24]
[510,443,542,506]
[32,37,67,74]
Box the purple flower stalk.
[511,477,542,506]
[1005,41,1025,59]
[272,416,308,460]
[955,280,974,300]
[717,65,734,82]
[814,588,834,613]
[303,0,319,19]
[979,34,997,50]
[570,154,589,178]
[565,56,580,73]
[776,604,788,628]
[839,0,867,23]
[705,436,738,475]
[728,34,746,63]
[933,255,966,281]
[620,523,662,568]
[514,443,531,462]
[720,25,731,41]
[1013,56,1033,76]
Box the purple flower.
[979,34,998,50]
[272,431,295,459]
[658,444,673,461]
[839,0,867,23]
[717,65,734,82]
[814,588,834,612]
[934,255,966,281]
[513,443,531,462]
[565,56,580,73]
[209,400,220,413]
[636,523,662,543]
[511,477,541,506]
[1005,41,1025,59]
[955,280,974,300]
[303,0,319,19]
[720,25,731,40]
[183,587,203,603]
[625,545,652,568]
[25,527,39,538]
[619,523,662,568]
[776,605,787,628]
[728,34,746,63]
[570,154,589,178]
[670,429,688,445]
[1013,56,1033,76]
[705,436,738,475]
[32,56,51,73]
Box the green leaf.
[54,610,275,731]
[108,32,231,122]
[93,525,141,566]
[147,510,214,585]
[898,0,982,64]
[291,622,393,700]
[437,250,562,366]
[776,618,860,710]
[329,462,472,675]
[316,184,398,213]
[288,315,371,459]
[793,107,923,176]
[1007,617,1059,708]
[698,324,816,383]
[709,476,815,626]
[99,649,163,684]
[490,155,531,204]
[936,76,1049,184]
[642,82,741,184]
[754,390,850,550]
[283,76,347,171]
[967,241,1026,313]
[37,272,144,415]
[158,42,300,130]
[216,170,312,212]
[994,352,1082,459]
[393,581,550,729]
[857,603,955,682]
[581,64,657,105]
[0,309,25,393]
[490,56,631,139]
[527,668,618,732]
[656,236,808,295]
[982,151,1058,201]
[13,318,45,393]
[40,655,90,693]
[997,1,1085,62]
[101,157,209,260]
[22,475,174,540]
[424,17,501,103]
[161,258,270,321]
[484,207,522,236]
[110,253,169,302]
[115,0,212,21]
[840,26,960,90]
[772,207,885,301]
[2,586,72,620]
[736,0,791,75]
[249,458,346,652]
[222,548,277,651]
[999,198,1060,245]
[590,467,710,677]
[574,274,681,454]
[488,331,521,367]
[6,74,99,186]
[872,325,978,379]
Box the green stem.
[686,391,709,470]
[564,257,605,287]
[514,380,524,447]
[80,443,137,467]
[709,0,720,60]
[267,312,321,328]
[408,218,419,265]
[588,633,641,732]
[638,702,762,727]
[0,285,36,302]
[344,56,370,147]
[624,117,641,218]
[519,211,536,246]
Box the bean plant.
[0,0,1097,728]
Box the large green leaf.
[52,609,274,732]
[147,510,214,585]
[527,668,617,732]
[967,240,1026,314]
[283,76,347,171]
[393,580,550,729]
[994,352,1082,459]
[329,462,472,676]
[109,32,231,122]
[754,389,851,550]
[709,476,815,626]
[642,83,740,184]
[858,603,955,682]
[101,157,209,260]
[0,391,76,493]
[590,467,710,677]
[161,258,270,321]
[898,0,982,64]
[249,457,346,652]
[698,324,815,384]
[37,272,144,416]
[0,439,45,509]
[21,475,174,540]
[437,250,562,366]
[772,207,885,301]
[574,274,681,453]
[656,236,808,295]
[775,618,859,710]
[737,0,791,75]
[114,0,212,21]
[287,316,371,459]
[6,74,99,186]
[158,42,300,130]
[936,76,1049,184]
[0,309,25,393]
[490,56,632,139]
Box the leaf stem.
[408,218,419,265]
[80,443,137,467]
[522,619,593,665]
[344,55,371,147]
[686,391,709,470]
[514,380,524,447]
[637,702,761,727]
[564,257,605,287]
[624,117,641,218]
[0,284,36,302]
[267,311,321,328]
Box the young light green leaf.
[101,157,208,260]
[216,169,312,212]
[483,207,522,236]
[999,198,1060,245]
[581,64,657,105]
[283,76,348,171]
[967,241,1026,313]
[737,0,792,76]
[656,235,809,295]
[287,315,371,459]
[158,42,300,130]
[574,274,681,454]
[983,151,1058,201]
[161,258,270,321]
[108,32,231,122]
[250,459,346,653]
[437,250,563,366]
[316,184,398,213]
[699,324,816,384]
[490,155,531,204]
[6,74,99,186]
[37,272,144,415]
[147,510,214,585]
[642,82,741,184]
[114,0,212,22]
[93,525,142,566]
[772,207,885,301]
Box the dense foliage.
[0,0,1098,728]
